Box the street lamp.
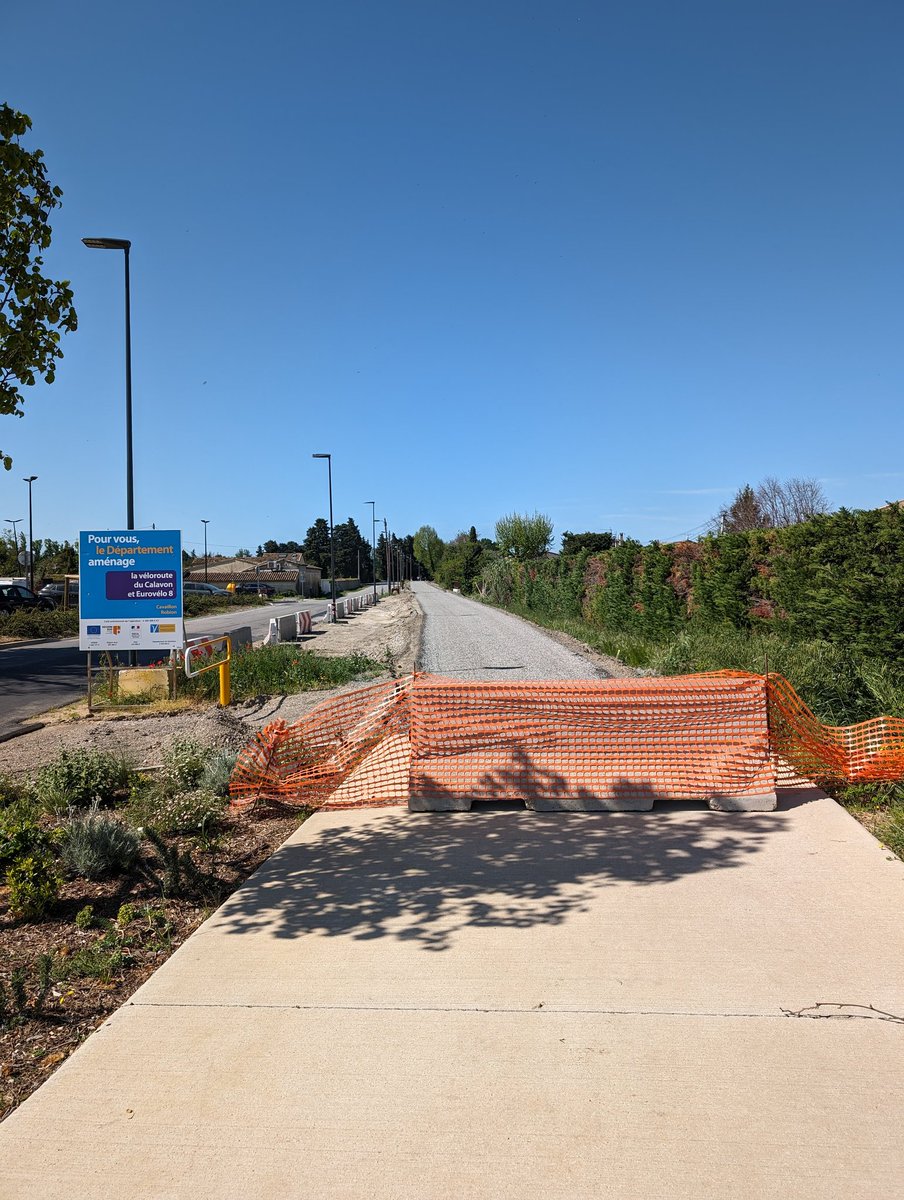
[365,500,377,604]
[5,518,22,553]
[23,477,37,592]
[82,237,134,529]
[201,519,210,583]
[312,453,336,620]
[383,517,391,593]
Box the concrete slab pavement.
[1,788,902,1198]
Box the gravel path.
[414,583,616,680]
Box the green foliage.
[5,851,60,920]
[434,534,486,593]
[560,530,614,556]
[201,749,239,796]
[34,748,134,812]
[140,828,218,900]
[128,786,226,837]
[182,645,379,702]
[772,506,904,659]
[74,904,94,931]
[182,592,268,617]
[63,941,126,981]
[332,516,372,580]
[0,105,78,470]
[1,953,55,1025]
[59,803,141,879]
[162,738,208,791]
[0,608,78,639]
[302,518,331,571]
[495,511,553,560]
[413,525,445,577]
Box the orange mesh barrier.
[228,671,904,812]
[766,672,904,783]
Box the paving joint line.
[125,1000,900,1021]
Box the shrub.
[75,904,94,931]
[59,803,141,879]
[0,797,53,868]
[6,851,61,920]
[0,608,78,640]
[34,748,135,812]
[0,953,55,1025]
[162,738,209,791]
[129,786,226,836]
[201,749,238,796]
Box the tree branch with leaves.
[0,104,77,470]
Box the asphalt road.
[0,597,331,740]
[413,582,605,680]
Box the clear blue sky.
[3,1,902,557]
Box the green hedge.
[0,609,79,639]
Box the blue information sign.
[79,530,184,651]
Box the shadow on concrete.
[215,781,813,952]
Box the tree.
[756,476,827,527]
[495,511,553,560]
[561,530,614,556]
[332,517,371,580]
[302,518,331,571]
[711,477,828,533]
[0,106,78,470]
[413,525,445,577]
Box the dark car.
[0,584,55,611]
[234,582,276,597]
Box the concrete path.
[1,789,902,1198]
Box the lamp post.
[383,517,391,594]
[201,519,210,583]
[23,477,37,593]
[312,453,336,620]
[82,237,134,530]
[365,500,377,604]
[6,518,22,554]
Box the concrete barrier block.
[277,614,298,642]
[224,626,253,653]
[296,611,312,636]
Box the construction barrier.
[297,610,312,636]
[227,671,904,813]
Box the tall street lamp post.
[365,500,377,604]
[202,519,210,583]
[312,454,336,620]
[23,476,37,593]
[82,237,134,530]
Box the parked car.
[233,582,276,597]
[39,580,79,606]
[0,583,56,612]
[183,582,231,596]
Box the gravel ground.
[413,582,637,680]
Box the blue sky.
[2,1,902,557]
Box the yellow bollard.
[219,656,231,706]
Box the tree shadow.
[215,745,801,952]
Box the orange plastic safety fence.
[228,671,904,812]
[766,672,904,783]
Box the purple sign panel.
[105,571,177,602]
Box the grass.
[180,645,381,702]
[496,602,904,727]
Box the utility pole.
[383,517,391,594]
